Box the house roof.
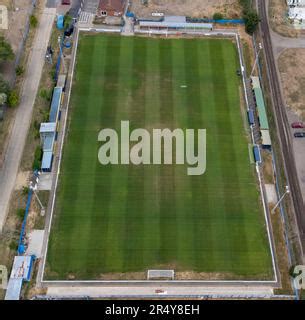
[99,0,126,13]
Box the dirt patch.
[130,0,241,19]
[14,170,30,190]
[262,151,274,185]
[278,48,305,121]
[269,0,301,38]
[270,204,293,294]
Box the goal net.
[147,270,175,280]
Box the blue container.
[64,40,72,48]
[57,15,64,29]
[253,145,262,164]
[248,110,255,126]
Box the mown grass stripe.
[142,38,161,268]
[171,39,194,269]
[158,39,177,264]
[122,37,147,272]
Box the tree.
[213,12,224,21]
[244,10,260,34]
[8,90,19,107]
[64,13,73,30]
[0,36,14,62]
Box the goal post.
[147,270,175,280]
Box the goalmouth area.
[43,33,276,282]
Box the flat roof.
[139,21,213,29]
[49,87,62,123]
[289,7,305,20]
[57,74,66,89]
[251,76,260,89]
[254,87,269,130]
[261,129,272,146]
[41,151,53,170]
[40,122,56,133]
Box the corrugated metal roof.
[40,122,56,133]
[254,87,269,130]
[49,87,62,122]
[5,278,23,300]
[10,256,33,280]
[251,76,260,89]
[139,21,213,29]
[5,256,33,300]
[261,129,272,146]
[43,132,55,152]
[41,151,53,170]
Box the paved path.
[0,7,56,231]
[45,285,279,299]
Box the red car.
[62,0,71,5]
[291,122,305,129]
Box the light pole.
[29,176,46,216]
[271,185,290,214]
[251,42,263,77]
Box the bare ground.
[130,0,241,19]
[278,48,305,121]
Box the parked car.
[291,122,305,129]
[294,132,305,138]
[62,0,71,5]
[64,25,74,37]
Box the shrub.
[33,146,42,170]
[16,65,25,76]
[9,240,18,251]
[64,13,73,30]
[8,90,20,107]
[0,36,14,62]
[30,15,38,28]
[40,88,52,101]
[213,12,224,21]
[16,208,26,219]
[22,186,30,196]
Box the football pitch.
[45,34,273,280]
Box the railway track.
[257,0,305,256]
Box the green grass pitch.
[46,34,273,280]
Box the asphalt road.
[258,0,305,255]
[0,7,56,231]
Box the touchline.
[98,121,206,176]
